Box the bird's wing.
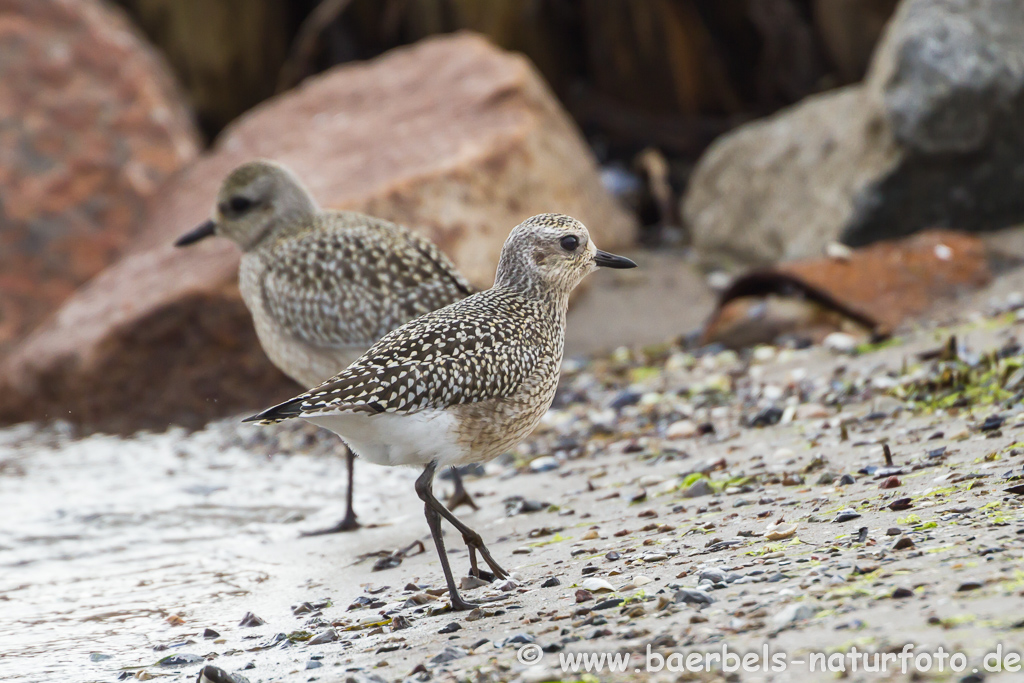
[259,217,473,349]
[246,293,540,423]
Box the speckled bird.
[245,213,637,609]
[174,159,477,533]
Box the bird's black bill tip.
[593,250,638,269]
[174,220,216,247]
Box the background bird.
[175,159,478,533]
[247,213,637,609]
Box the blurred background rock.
[6,0,1024,431]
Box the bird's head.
[174,159,318,251]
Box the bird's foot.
[300,513,360,536]
[446,484,479,512]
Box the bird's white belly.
[303,409,466,468]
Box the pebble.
[879,476,901,489]
[197,665,250,683]
[158,653,203,667]
[305,660,322,670]
[765,524,798,541]
[541,577,561,588]
[892,536,915,550]
[530,456,559,472]
[307,629,337,645]
[771,603,821,629]
[238,612,265,627]
[666,420,698,439]
[674,588,715,606]
[824,332,858,353]
[581,577,615,593]
[957,581,983,592]
[430,646,468,664]
[832,509,862,523]
[593,598,624,610]
[681,479,714,498]
[438,622,461,634]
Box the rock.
[541,577,561,588]
[892,536,915,550]
[681,478,714,499]
[429,646,468,664]
[666,419,698,439]
[771,603,821,630]
[238,612,265,627]
[307,629,338,645]
[580,578,615,593]
[529,456,560,473]
[0,33,635,431]
[674,588,715,607]
[0,0,200,360]
[684,0,1024,266]
[702,231,990,347]
[158,653,203,667]
[833,508,863,523]
[197,665,251,683]
[437,622,461,634]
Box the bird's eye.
[229,196,254,213]
[560,235,580,252]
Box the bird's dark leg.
[426,474,508,580]
[446,468,479,512]
[415,463,477,611]
[301,443,360,536]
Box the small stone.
[593,598,624,610]
[666,420,698,439]
[957,581,983,592]
[197,665,251,683]
[682,479,714,498]
[541,577,561,588]
[529,456,559,472]
[308,629,338,645]
[89,654,112,662]
[674,588,715,606]
[581,529,600,540]
[832,508,862,523]
[430,646,468,664]
[305,660,322,670]
[642,553,668,562]
[892,587,914,599]
[459,576,491,590]
[888,498,913,511]
[765,524,798,541]
[824,332,858,353]
[581,578,615,593]
[838,474,856,485]
[575,589,593,603]
[158,653,203,667]
[438,622,461,634]
[892,536,915,550]
[238,612,265,627]
[771,603,820,629]
[879,476,901,489]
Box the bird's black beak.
[593,250,637,269]
[174,220,216,247]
